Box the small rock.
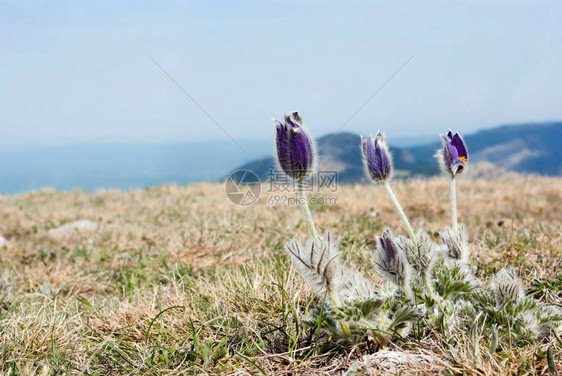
[360,350,444,375]
[0,235,6,246]
[48,220,98,237]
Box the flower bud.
[274,111,315,181]
[437,130,468,175]
[374,229,412,292]
[361,131,392,183]
[397,230,438,279]
[491,268,524,307]
[440,224,469,265]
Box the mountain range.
[1,122,559,194]
[232,122,562,183]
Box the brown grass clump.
[0,176,560,375]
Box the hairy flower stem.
[423,273,439,303]
[328,289,350,338]
[298,180,319,240]
[403,285,413,300]
[383,182,417,248]
[450,175,458,233]
[297,182,350,336]
[383,183,439,302]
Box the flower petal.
[451,133,468,162]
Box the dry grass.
[0,176,560,375]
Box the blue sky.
[1,0,561,149]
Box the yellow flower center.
[459,156,467,163]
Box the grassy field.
[0,176,560,375]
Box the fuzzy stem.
[327,291,349,337]
[296,181,339,309]
[297,182,343,304]
[450,175,458,233]
[383,182,417,248]
[296,181,349,335]
[328,290,341,307]
[403,283,413,301]
[423,273,439,303]
[297,180,319,240]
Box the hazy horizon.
[3,119,559,152]
[1,121,560,194]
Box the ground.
[0,176,560,375]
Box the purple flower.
[274,112,315,180]
[379,229,399,263]
[374,228,412,292]
[438,130,468,175]
[361,132,392,183]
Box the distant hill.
[236,132,366,184]
[2,122,559,194]
[231,122,562,183]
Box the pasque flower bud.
[374,229,412,293]
[438,130,468,175]
[440,224,469,265]
[491,268,524,307]
[361,131,392,183]
[274,112,315,181]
